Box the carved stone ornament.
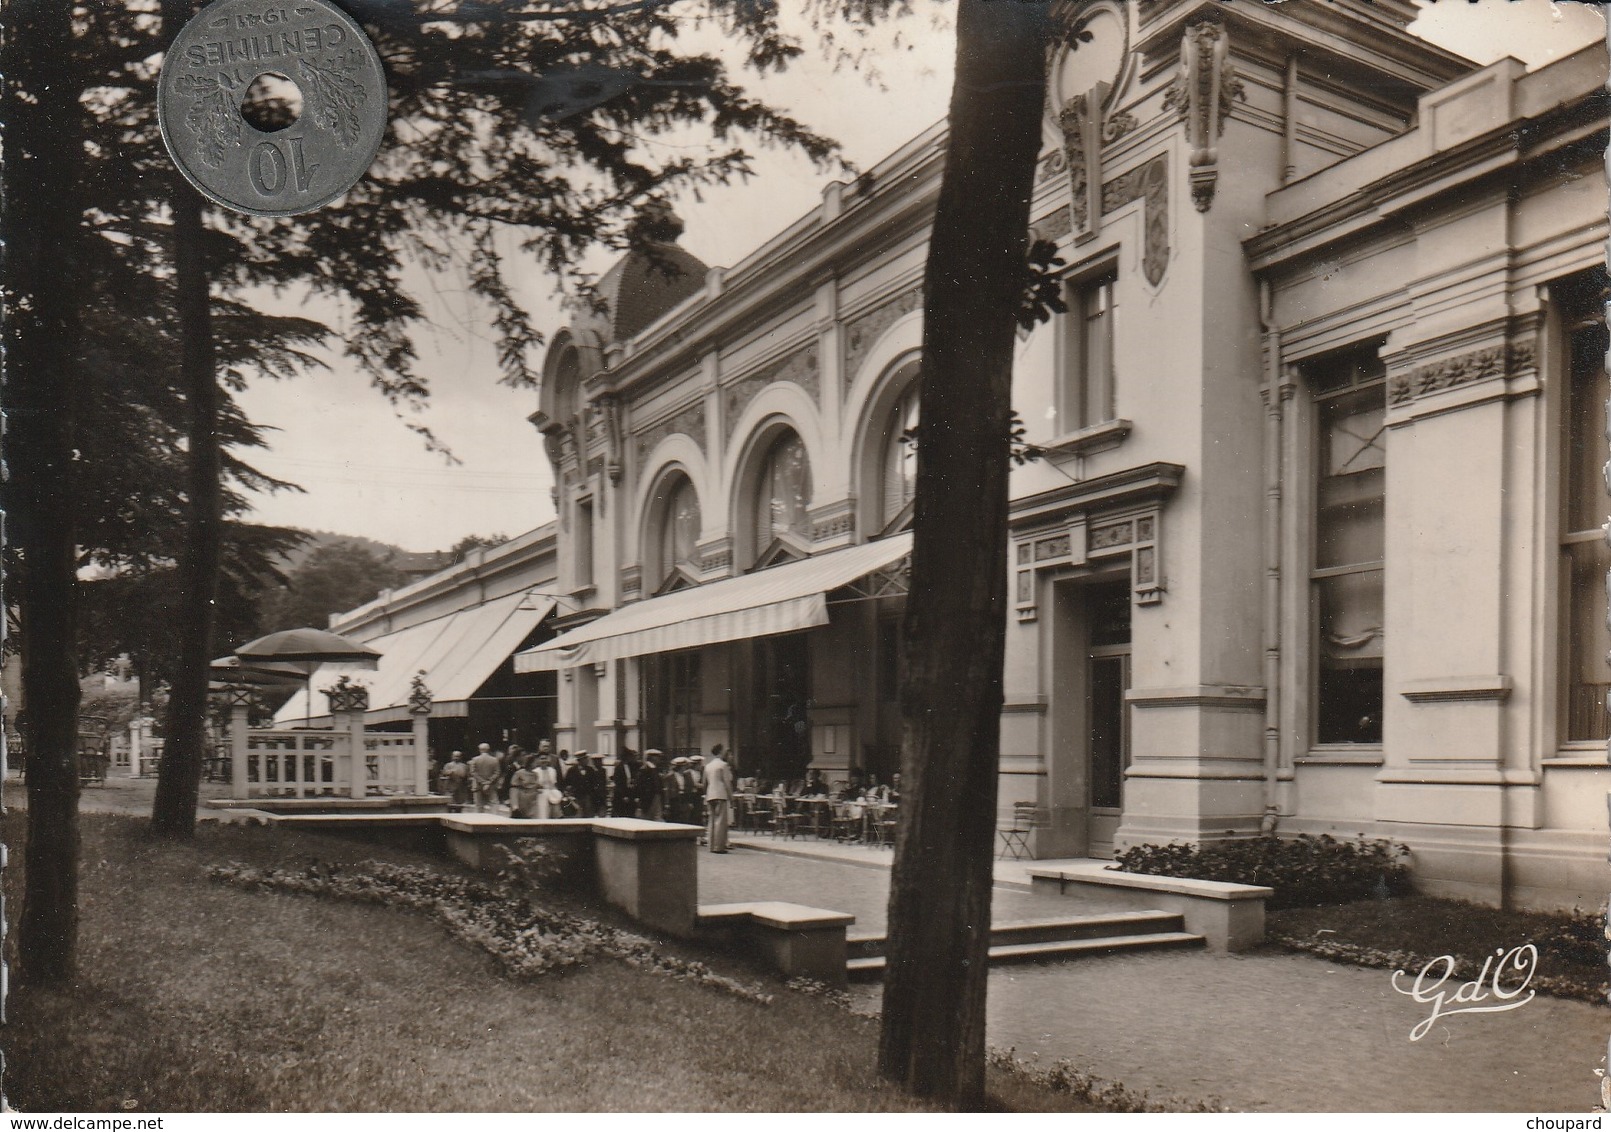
[1059,98,1090,234]
[1101,155,1170,287]
[1386,340,1536,405]
[1161,15,1246,212]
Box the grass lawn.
[2,810,1098,1113]
[1268,896,1607,1004]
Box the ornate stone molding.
[1386,340,1535,405]
[1101,156,1170,287]
[723,343,820,439]
[1160,15,1245,212]
[634,400,707,467]
[621,564,642,599]
[843,285,921,387]
[1013,502,1167,621]
[1059,92,1099,237]
[1399,675,1512,704]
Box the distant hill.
[276,530,453,580]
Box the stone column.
[408,672,432,796]
[127,716,144,778]
[324,680,371,799]
[228,686,252,798]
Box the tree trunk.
[4,0,88,985]
[152,0,222,837]
[878,0,1050,1108]
[151,181,221,838]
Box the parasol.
[234,628,382,726]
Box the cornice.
[1009,461,1185,528]
[1248,94,1608,272]
[598,130,947,398]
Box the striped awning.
[274,591,556,726]
[514,533,911,672]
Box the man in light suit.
[704,743,735,853]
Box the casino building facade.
[429,0,1601,909]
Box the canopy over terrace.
[274,591,557,728]
[515,533,912,672]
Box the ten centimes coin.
[158,0,388,217]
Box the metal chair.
[996,801,1039,860]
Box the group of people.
[428,739,739,851]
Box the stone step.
[846,930,1204,981]
[846,910,1187,960]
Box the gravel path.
[701,842,1609,1112]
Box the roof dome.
[583,205,709,345]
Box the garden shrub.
[208,857,773,1003]
[1112,834,1411,910]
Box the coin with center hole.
[158,0,387,217]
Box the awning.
[273,591,556,726]
[515,533,911,673]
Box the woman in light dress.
[532,752,561,819]
[509,755,541,819]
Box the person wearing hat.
[666,757,694,825]
[564,750,606,818]
[637,748,667,821]
[611,748,642,818]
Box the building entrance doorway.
[1051,574,1132,858]
[1085,580,1132,856]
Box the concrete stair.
[845,910,1203,981]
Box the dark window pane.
[1566,320,1610,534]
[1089,655,1126,808]
[1088,580,1132,647]
[1316,569,1384,744]
[1566,536,1611,741]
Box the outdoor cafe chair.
[751,794,777,836]
[775,798,810,840]
[832,801,863,842]
[997,801,1040,860]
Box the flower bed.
[1113,834,1411,910]
[1269,896,1608,1006]
[209,844,772,1005]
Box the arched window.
[657,476,701,585]
[752,432,812,560]
[878,382,920,530]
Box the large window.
[752,431,812,560]
[1310,348,1385,745]
[1562,279,1610,742]
[656,475,701,588]
[1061,273,1117,431]
[644,650,701,755]
[575,497,595,588]
[879,383,920,530]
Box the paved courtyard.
[28,781,1605,1112]
[700,836,1609,1113]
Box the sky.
[234,0,1608,553]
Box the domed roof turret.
[581,203,709,345]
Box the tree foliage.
[254,541,411,633]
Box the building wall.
[521,0,1607,907]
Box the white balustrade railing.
[243,730,347,798]
[363,733,420,796]
[231,718,428,800]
